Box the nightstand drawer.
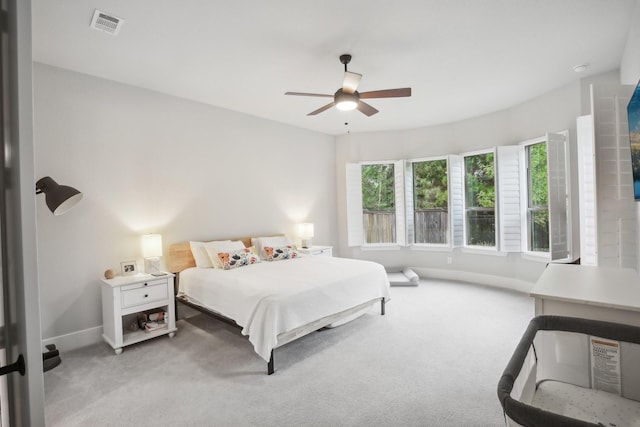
[297,245,333,257]
[121,278,166,291]
[121,282,167,308]
[314,248,332,256]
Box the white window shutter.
[394,160,406,246]
[449,155,464,247]
[497,145,521,252]
[577,115,597,265]
[345,163,363,247]
[547,132,570,260]
[404,160,415,245]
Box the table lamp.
[297,223,314,249]
[142,234,163,275]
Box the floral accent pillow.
[263,245,298,262]
[215,248,260,270]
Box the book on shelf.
[144,321,168,332]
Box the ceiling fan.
[285,54,411,117]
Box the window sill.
[460,247,507,257]
[410,244,453,252]
[361,245,402,251]
[520,252,550,262]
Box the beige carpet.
[44,279,533,426]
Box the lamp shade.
[297,223,314,239]
[297,223,314,249]
[35,176,83,216]
[142,234,163,258]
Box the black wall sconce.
[35,176,83,215]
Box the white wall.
[33,63,336,349]
[621,0,640,85]
[335,79,584,288]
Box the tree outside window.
[464,152,495,247]
[527,142,549,252]
[413,159,448,244]
[361,163,396,243]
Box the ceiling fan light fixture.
[336,100,357,111]
[334,90,358,111]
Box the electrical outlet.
[447,256,452,264]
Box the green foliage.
[413,159,448,209]
[465,153,495,208]
[528,143,549,244]
[362,164,395,211]
[529,143,548,207]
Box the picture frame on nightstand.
[120,260,137,276]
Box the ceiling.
[32,0,637,136]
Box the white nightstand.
[100,273,177,354]
[297,245,333,257]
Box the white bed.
[168,237,391,374]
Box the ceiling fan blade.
[308,102,336,116]
[285,92,333,98]
[342,71,362,94]
[359,88,412,99]
[357,101,379,117]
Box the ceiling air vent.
[90,10,124,35]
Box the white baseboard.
[411,267,534,294]
[42,325,104,353]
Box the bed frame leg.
[267,350,274,375]
[381,298,386,316]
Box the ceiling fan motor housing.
[334,89,359,110]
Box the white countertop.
[530,264,640,312]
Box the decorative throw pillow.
[204,240,248,268]
[263,245,298,262]
[252,236,292,259]
[213,248,260,270]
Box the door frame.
[2,0,45,425]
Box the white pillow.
[252,236,292,259]
[204,240,247,268]
[189,240,231,268]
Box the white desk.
[531,264,640,326]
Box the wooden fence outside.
[414,209,448,244]
[363,211,396,244]
[362,209,448,244]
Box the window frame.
[406,156,451,248]
[523,137,550,255]
[517,132,572,261]
[345,160,405,248]
[461,148,498,250]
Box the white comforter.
[179,256,391,361]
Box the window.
[346,161,405,247]
[526,142,549,252]
[464,152,496,247]
[345,131,570,257]
[362,163,396,244]
[520,132,570,260]
[411,158,448,244]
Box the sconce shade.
[35,176,83,216]
[142,234,163,258]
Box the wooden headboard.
[167,235,282,273]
